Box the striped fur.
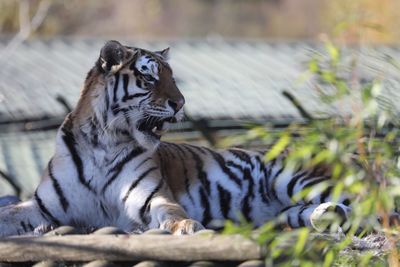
[0,41,351,236]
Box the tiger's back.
[157,143,273,227]
[157,142,346,229]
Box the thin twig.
[0,0,51,64]
[282,90,314,121]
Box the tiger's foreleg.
[279,202,351,232]
[134,181,204,235]
[0,199,53,237]
[147,193,204,235]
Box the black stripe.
[279,205,298,228]
[342,198,350,206]
[136,79,142,89]
[123,92,150,102]
[90,117,100,147]
[27,222,34,231]
[183,144,207,155]
[287,170,307,198]
[34,191,61,226]
[123,109,131,126]
[166,144,194,204]
[226,160,243,171]
[242,168,254,221]
[123,167,158,202]
[258,177,269,204]
[108,146,146,175]
[159,143,173,159]
[61,125,93,192]
[298,172,315,186]
[167,143,187,157]
[183,174,194,204]
[115,128,131,137]
[100,201,110,220]
[264,159,274,182]
[20,221,27,232]
[280,205,296,214]
[183,146,211,194]
[111,103,120,115]
[334,205,347,223]
[113,74,120,102]
[217,184,231,219]
[287,214,293,228]
[303,176,329,190]
[122,74,130,102]
[261,166,270,202]
[157,150,169,181]
[103,86,110,125]
[199,187,211,226]
[298,206,307,227]
[167,144,195,204]
[204,148,242,187]
[298,166,326,185]
[320,185,333,203]
[164,145,177,160]
[102,146,146,193]
[272,166,285,180]
[254,155,265,173]
[48,159,69,212]
[138,94,152,106]
[269,166,284,202]
[264,158,278,200]
[139,179,164,224]
[134,157,152,171]
[228,149,255,169]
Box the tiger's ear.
[98,40,136,73]
[155,47,170,61]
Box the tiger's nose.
[168,98,185,113]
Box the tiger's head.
[77,40,185,147]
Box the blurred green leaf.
[309,58,319,73]
[323,250,334,267]
[265,133,290,161]
[325,41,340,66]
[294,228,309,256]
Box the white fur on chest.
[40,134,160,231]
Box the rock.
[133,261,167,267]
[142,229,171,235]
[238,260,265,267]
[187,261,220,267]
[92,226,127,235]
[83,260,117,267]
[44,226,80,236]
[194,229,216,236]
[32,261,59,267]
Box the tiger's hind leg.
[0,199,53,237]
[279,202,351,232]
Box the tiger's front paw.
[172,219,205,235]
[162,219,205,235]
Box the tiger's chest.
[61,148,161,229]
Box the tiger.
[0,40,354,236]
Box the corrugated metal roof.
[0,39,325,123]
[0,130,55,197]
[2,39,400,123]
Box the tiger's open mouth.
[137,116,178,138]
